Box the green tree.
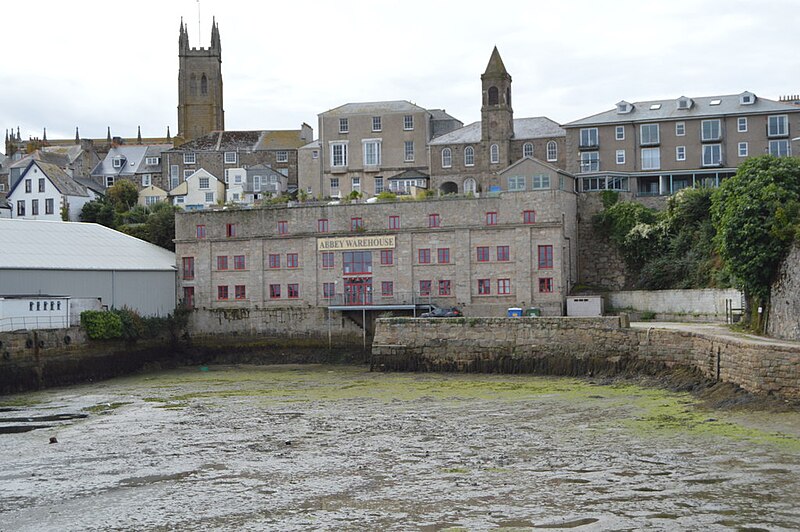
[144,202,178,251]
[711,155,800,330]
[106,180,139,212]
[79,198,118,228]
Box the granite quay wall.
[372,318,800,401]
[607,288,743,322]
[769,242,800,341]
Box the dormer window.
[145,156,160,166]
[677,96,693,110]
[616,101,632,114]
[740,92,756,105]
[112,157,124,168]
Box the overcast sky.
[2,0,798,146]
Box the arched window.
[523,143,533,158]
[506,87,511,106]
[490,144,499,164]
[464,146,475,166]
[488,86,499,105]
[546,141,558,162]
[190,73,197,96]
[200,74,208,95]
[441,148,452,168]
[464,178,477,194]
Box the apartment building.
[564,92,800,196]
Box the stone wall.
[768,242,800,340]
[372,317,800,401]
[576,194,629,290]
[607,288,743,322]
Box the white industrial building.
[0,219,177,327]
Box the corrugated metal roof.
[564,93,800,127]
[320,100,428,117]
[0,219,176,271]
[429,117,565,145]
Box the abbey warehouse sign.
[317,235,396,251]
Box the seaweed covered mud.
[1,365,799,530]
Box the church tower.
[480,47,514,171]
[177,18,224,142]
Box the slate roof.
[9,150,69,170]
[429,117,565,145]
[8,161,88,197]
[389,169,429,180]
[564,92,800,127]
[170,130,306,152]
[0,218,175,271]
[320,100,428,117]
[429,109,460,121]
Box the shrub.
[81,310,123,340]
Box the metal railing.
[325,290,453,308]
[0,316,70,332]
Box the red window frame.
[538,245,554,269]
[380,249,393,265]
[418,248,431,264]
[217,256,228,271]
[381,281,393,296]
[438,279,451,296]
[323,282,335,299]
[478,278,491,295]
[497,246,509,262]
[388,215,400,230]
[419,280,431,296]
[182,286,194,309]
[343,251,372,275]
[217,285,229,300]
[235,285,246,300]
[268,254,280,269]
[233,255,246,270]
[539,277,554,293]
[351,217,363,231]
[287,253,299,268]
[428,213,441,228]
[196,224,206,238]
[486,212,497,225]
[182,257,194,280]
[322,252,334,269]
[317,218,329,233]
[288,283,299,299]
[437,248,450,264]
[277,220,288,235]
[477,246,489,262]
[226,223,237,238]
[498,278,511,295]
[269,284,281,298]
[523,210,536,224]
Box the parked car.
[420,306,463,318]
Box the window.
[738,117,748,133]
[352,177,361,192]
[146,156,160,166]
[269,254,280,268]
[142,174,151,187]
[615,126,625,141]
[676,146,686,161]
[31,199,39,216]
[477,246,490,262]
[768,115,788,137]
[418,248,431,264]
[538,245,554,269]
[363,140,382,166]
[339,118,349,133]
[490,144,499,164]
[343,251,372,274]
[312,150,319,159]
[351,217,363,231]
[523,143,534,157]
[580,152,599,172]
[381,281,394,296]
[270,284,281,298]
[217,256,229,270]
[497,246,509,262]
[532,174,550,189]
[441,148,452,168]
[419,280,431,296]
[641,148,661,170]
[330,178,340,190]
[235,285,246,300]
[45,198,54,215]
[224,152,237,164]
[616,150,625,165]
[497,279,511,295]
[738,142,748,157]
[288,284,299,299]
[380,249,393,265]
[323,283,335,299]
[287,253,298,268]
[277,220,288,235]
[675,122,685,136]
[183,287,194,309]
[546,141,557,161]
[16,200,24,216]
[226,223,237,238]
[24,179,32,193]
[38,178,45,192]
[428,213,441,228]
[205,192,214,203]
[580,128,598,147]
[183,170,193,179]
[486,212,497,225]
[702,144,722,166]
[404,141,414,162]
[317,219,329,233]
[182,257,195,280]
[438,248,450,264]
[769,140,790,157]
[439,280,451,296]
[331,143,348,167]
[478,279,491,295]
[217,286,229,300]
[146,196,160,206]
[234,255,246,270]
[184,153,196,164]
[322,252,334,269]
[404,115,413,130]
[385,215,399,230]
[112,158,123,169]
[372,116,382,132]
[464,146,475,166]
[374,177,384,194]
[701,119,721,141]
[539,278,554,293]
[640,124,660,145]
[508,176,526,191]
[276,151,288,163]
[523,210,535,224]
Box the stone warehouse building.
[175,178,577,337]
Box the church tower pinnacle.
[480,47,514,170]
